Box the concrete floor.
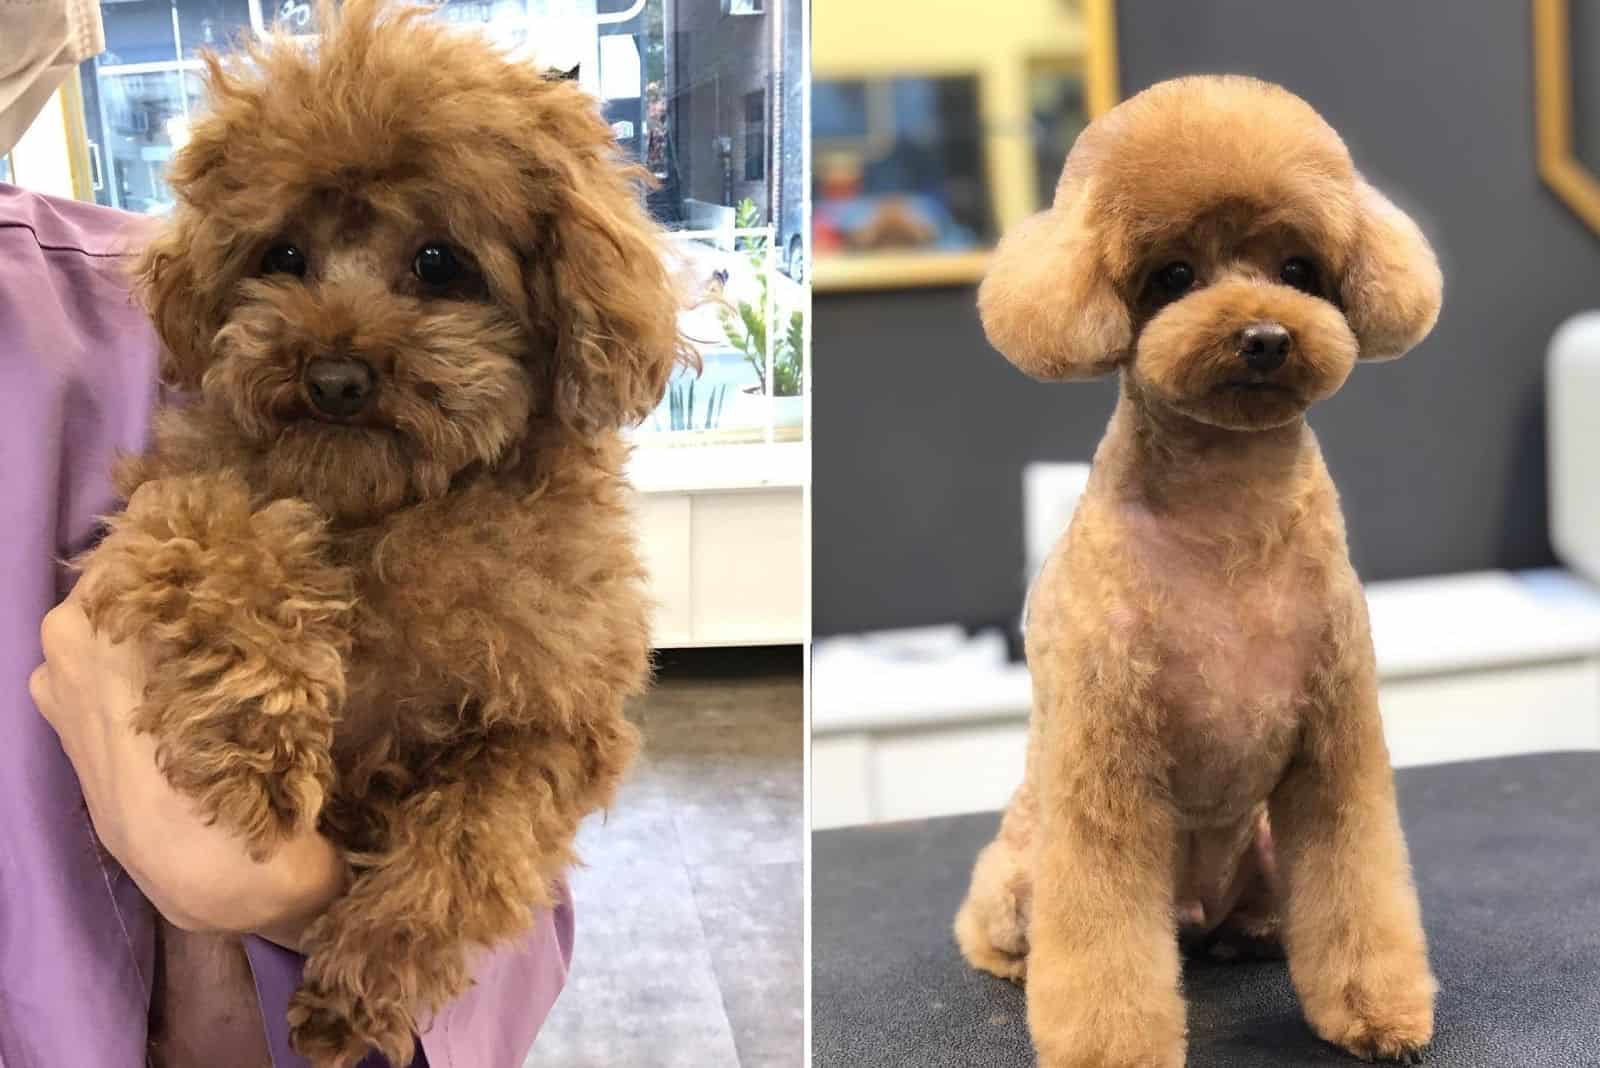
[532,647,804,1068]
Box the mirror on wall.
[812,0,1117,292]
[1536,0,1600,234]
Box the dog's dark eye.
[262,243,307,278]
[1280,257,1319,294]
[413,243,462,286]
[1154,261,1195,300]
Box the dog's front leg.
[1028,699,1186,1068]
[1272,639,1434,1064]
[286,713,637,1068]
[75,473,352,860]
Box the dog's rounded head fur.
[134,0,694,519]
[979,75,1442,431]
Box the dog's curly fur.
[72,3,693,1064]
[954,76,1442,1067]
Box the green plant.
[720,198,805,397]
[666,377,727,431]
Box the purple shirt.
[0,184,573,1068]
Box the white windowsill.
[627,440,808,495]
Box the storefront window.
[75,0,808,447]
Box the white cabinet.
[630,443,807,648]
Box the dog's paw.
[955,898,1029,983]
[288,986,416,1068]
[956,838,1033,983]
[1305,975,1434,1065]
[1028,968,1186,1068]
[1202,914,1284,963]
[1036,1045,1185,1068]
[962,936,1028,983]
[77,475,352,858]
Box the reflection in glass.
[812,75,992,256]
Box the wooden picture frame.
[1535,0,1600,235]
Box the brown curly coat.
[73,2,692,1064]
[954,76,1442,1067]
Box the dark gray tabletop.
[813,752,1600,1067]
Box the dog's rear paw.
[960,934,1028,983]
[1202,916,1284,963]
[955,837,1032,982]
[955,896,1030,982]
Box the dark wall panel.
[814,0,1593,636]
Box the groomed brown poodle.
[954,76,1442,1067]
[72,2,691,1064]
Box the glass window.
[0,155,11,185]
[744,89,766,181]
[75,0,808,448]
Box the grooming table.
[813,752,1600,1067]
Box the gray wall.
[814,0,1600,637]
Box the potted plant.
[719,198,805,429]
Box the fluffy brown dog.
[954,76,1442,1067]
[72,3,690,1064]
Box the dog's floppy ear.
[978,190,1131,381]
[1340,180,1442,362]
[131,211,220,390]
[533,167,693,431]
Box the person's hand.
[29,590,347,951]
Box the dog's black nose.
[1238,323,1291,373]
[305,357,376,417]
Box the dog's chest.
[1130,536,1328,824]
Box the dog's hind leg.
[955,781,1036,981]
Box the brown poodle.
[954,76,1442,1067]
[72,2,691,1064]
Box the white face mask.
[0,0,105,156]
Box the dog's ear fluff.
[978,193,1131,381]
[131,211,222,390]
[1340,180,1442,361]
[533,171,693,431]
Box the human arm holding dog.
[30,591,348,952]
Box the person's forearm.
[252,833,348,953]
